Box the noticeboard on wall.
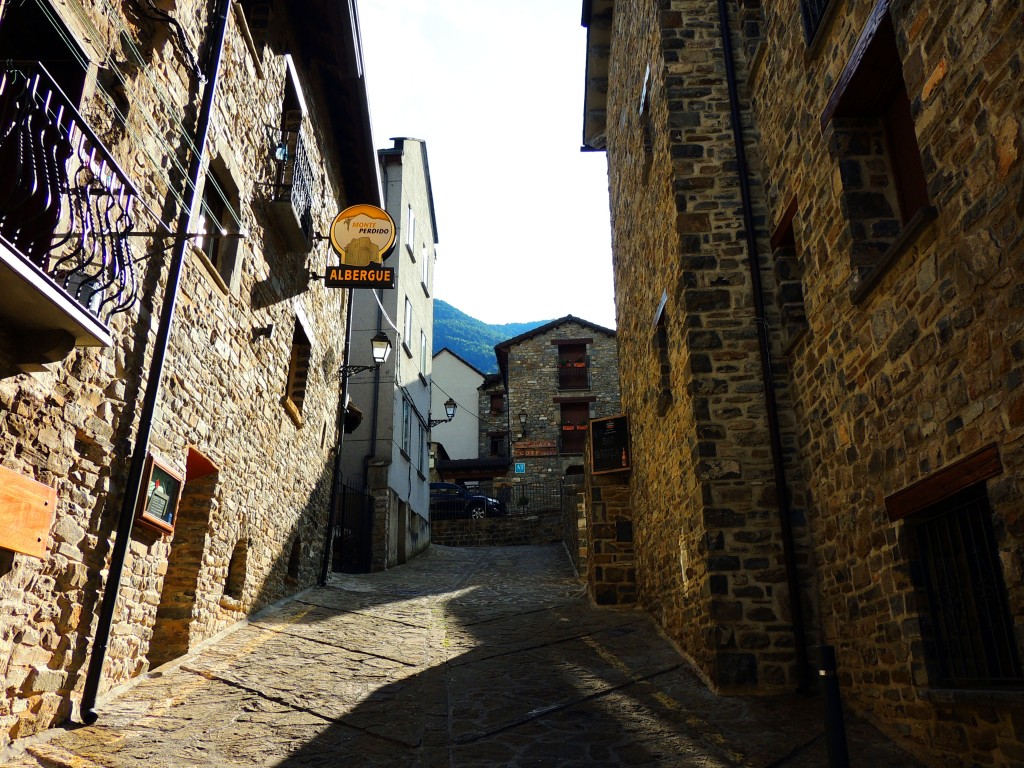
[135,454,183,535]
[590,415,631,475]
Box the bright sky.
[358,0,617,330]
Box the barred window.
[907,484,1023,688]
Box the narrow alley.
[4,545,922,767]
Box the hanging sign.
[326,204,397,288]
[591,414,631,474]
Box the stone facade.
[430,511,563,549]
[343,137,438,571]
[495,316,622,484]
[0,0,378,746]
[584,0,1024,764]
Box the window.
[421,246,430,288]
[489,393,504,417]
[800,0,833,45]
[559,402,590,455]
[654,294,673,416]
[906,484,1022,688]
[284,320,312,424]
[420,331,428,376]
[402,399,411,455]
[406,204,416,253]
[558,343,590,390]
[0,2,87,104]
[488,433,508,458]
[417,424,425,474]
[770,198,807,349]
[403,297,413,353]
[822,3,933,297]
[195,161,241,289]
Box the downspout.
[714,0,809,692]
[79,0,232,723]
[363,287,384,487]
[320,288,355,585]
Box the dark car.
[429,482,504,520]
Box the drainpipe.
[320,288,355,585]
[714,0,809,692]
[80,0,232,723]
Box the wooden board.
[0,465,57,558]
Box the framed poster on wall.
[135,454,183,535]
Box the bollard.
[819,645,851,768]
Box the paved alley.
[4,545,924,767]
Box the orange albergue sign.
[326,204,397,288]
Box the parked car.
[429,482,505,520]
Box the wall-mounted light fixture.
[518,410,528,436]
[339,330,392,378]
[429,397,457,428]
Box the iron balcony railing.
[0,61,141,322]
[272,127,314,245]
[558,361,591,390]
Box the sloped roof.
[495,314,616,385]
[433,346,487,377]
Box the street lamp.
[518,410,528,436]
[429,397,457,428]
[338,330,392,377]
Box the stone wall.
[503,319,621,484]
[594,0,1024,764]
[431,512,563,548]
[600,0,811,693]
[585,467,635,607]
[748,2,1024,763]
[0,0,369,746]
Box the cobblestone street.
[4,545,924,767]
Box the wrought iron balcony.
[269,127,314,251]
[0,61,142,362]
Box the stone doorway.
[147,449,219,668]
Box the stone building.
[495,316,621,485]
[341,138,438,570]
[0,0,379,745]
[583,0,1024,765]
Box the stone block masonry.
[591,0,1024,764]
[0,0,373,747]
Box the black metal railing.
[558,363,591,390]
[799,0,832,44]
[559,426,588,455]
[272,127,314,244]
[909,486,1023,687]
[0,62,141,322]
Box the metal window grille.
[799,0,832,44]
[908,484,1023,687]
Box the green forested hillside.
[432,300,550,374]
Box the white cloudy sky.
[357,0,617,329]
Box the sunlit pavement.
[4,545,924,767]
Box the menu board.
[591,415,631,475]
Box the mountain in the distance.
[433,300,550,374]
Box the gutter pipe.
[80,0,232,723]
[714,0,810,692]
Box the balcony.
[0,62,142,367]
[559,425,588,455]
[268,128,314,252]
[558,360,591,390]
